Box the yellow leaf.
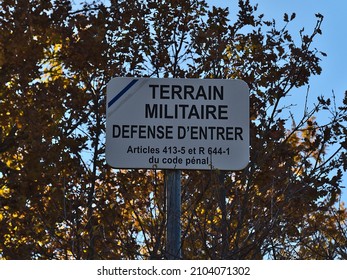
[53,43,62,52]
[0,186,11,198]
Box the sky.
[208,0,347,203]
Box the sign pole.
[165,169,181,259]
[105,77,249,259]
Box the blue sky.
[208,0,347,203]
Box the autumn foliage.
[1,0,347,259]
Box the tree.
[0,0,346,259]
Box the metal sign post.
[165,169,181,259]
[105,77,249,259]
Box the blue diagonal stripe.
[108,79,139,108]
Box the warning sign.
[106,77,249,170]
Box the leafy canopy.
[0,0,347,259]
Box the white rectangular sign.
[106,77,249,170]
